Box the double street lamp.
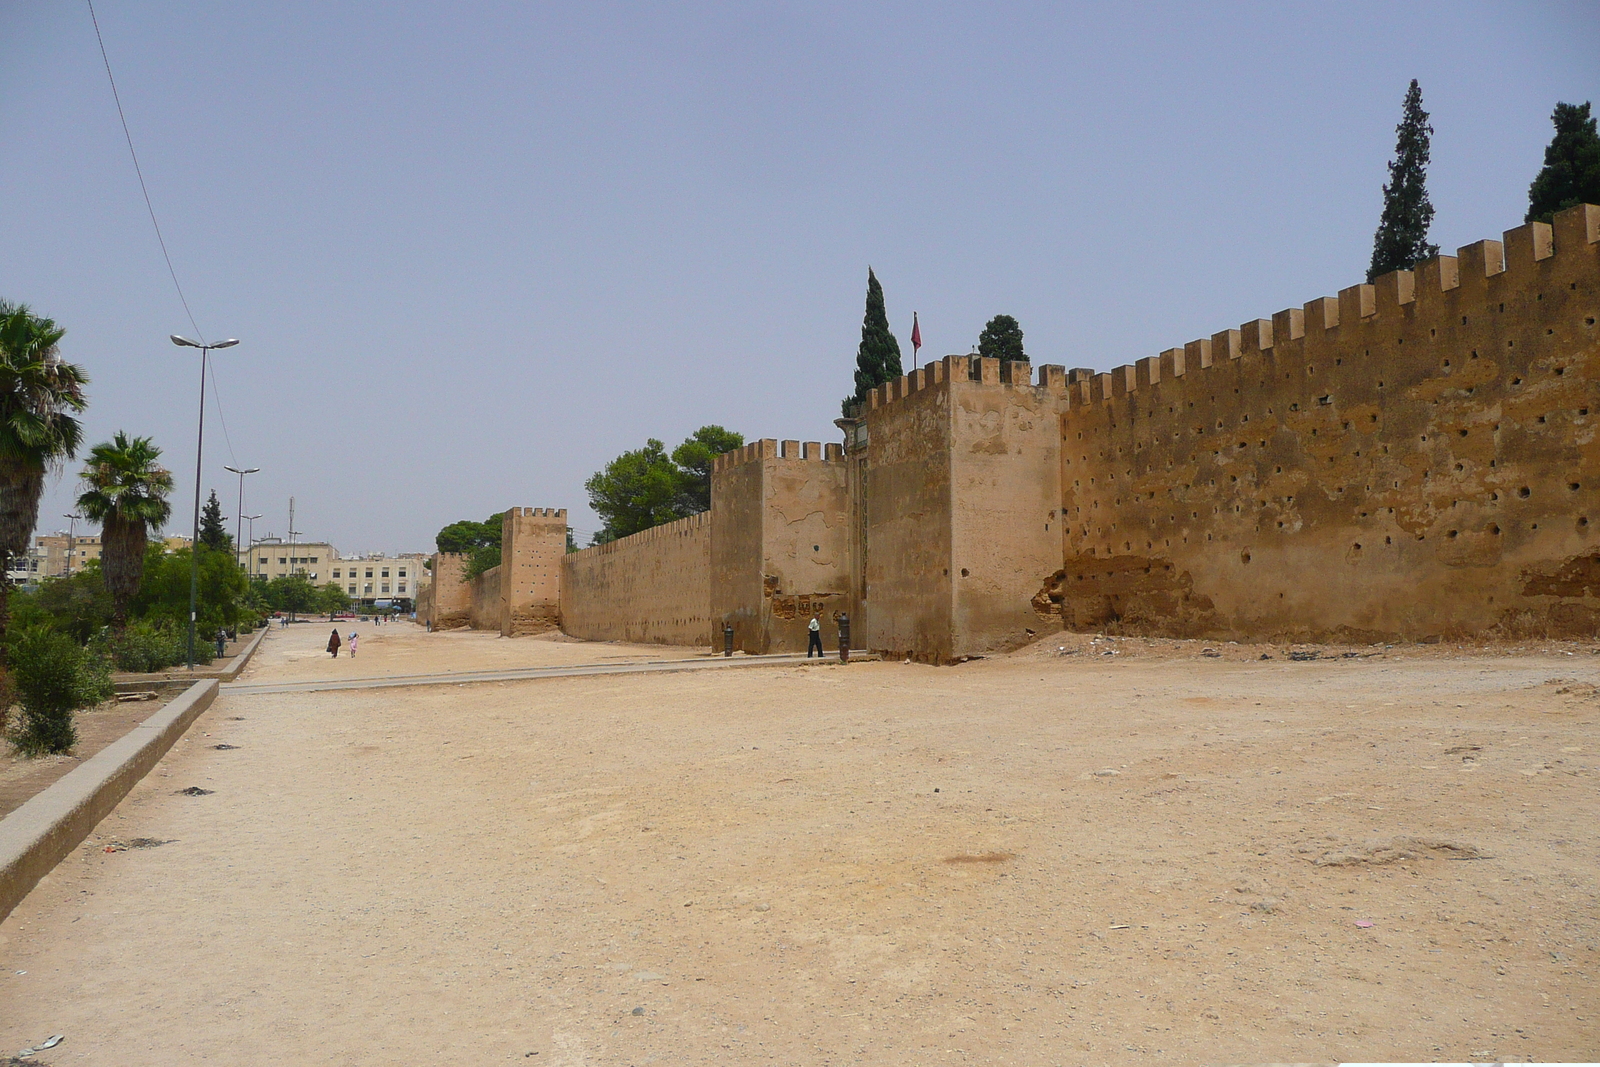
[171,334,239,669]
[223,464,261,569]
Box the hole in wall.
[1519,487,1531,498]
[959,568,969,577]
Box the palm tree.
[0,301,88,658]
[76,433,174,629]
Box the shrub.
[106,620,187,673]
[8,627,112,756]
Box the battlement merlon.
[566,511,710,560]
[712,438,847,473]
[503,506,567,521]
[1052,203,1598,404]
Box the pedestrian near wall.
[807,615,823,658]
[327,628,342,658]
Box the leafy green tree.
[199,489,230,551]
[1527,101,1600,224]
[254,573,321,615]
[75,432,174,630]
[317,582,350,615]
[435,514,502,555]
[133,544,250,635]
[30,568,114,644]
[976,315,1026,363]
[465,544,501,579]
[671,425,744,515]
[844,268,902,415]
[585,438,682,544]
[0,301,88,661]
[1368,80,1439,281]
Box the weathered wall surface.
[948,359,1064,657]
[561,513,712,646]
[500,507,565,635]
[860,363,955,659]
[858,355,1065,661]
[1045,204,1600,641]
[710,440,850,654]
[467,564,502,631]
[421,552,470,629]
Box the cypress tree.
[1526,101,1600,224]
[199,490,230,550]
[845,268,902,415]
[1368,79,1439,282]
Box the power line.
[86,0,202,341]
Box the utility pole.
[287,497,301,623]
[62,513,79,578]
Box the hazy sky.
[3,2,1596,553]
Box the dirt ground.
[0,621,1595,1064]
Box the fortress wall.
[861,355,1066,660]
[1044,204,1600,640]
[561,512,712,646]
[710,440,850,653]
[423,552,471,629]
[467,563,502,632]
[500,507,566,635]
[948,359,1066,657]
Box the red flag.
[911,312,921,353]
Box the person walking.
[807,615,824,658]
[327,628,342,658]
[348,630,359,657]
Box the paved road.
[221,650,862,695]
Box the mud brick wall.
[500,508,566,635]
[1044,204,1600,641]
[860,355,1064,661]
[710,439,850,654]
[561,512,712,647]
[421,552,471,630]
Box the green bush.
[8,627,112,756]
[105,620,188,673]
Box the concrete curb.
[0,678,219,924]
[218,625,269,682]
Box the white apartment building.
[331,555,428,607]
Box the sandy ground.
[0,623,1596,1065]
[240,620,706,685]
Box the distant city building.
[250,539,338,582]
[5,532,102,584]
[331,553,430,608]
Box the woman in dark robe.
[327,628,342,658]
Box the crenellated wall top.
[564,510,710,561]
[712,438,845,473]
[1059,203,1598,408]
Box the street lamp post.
[171,334,239,669]
[223,464,260,569]
[243,514,262,577]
